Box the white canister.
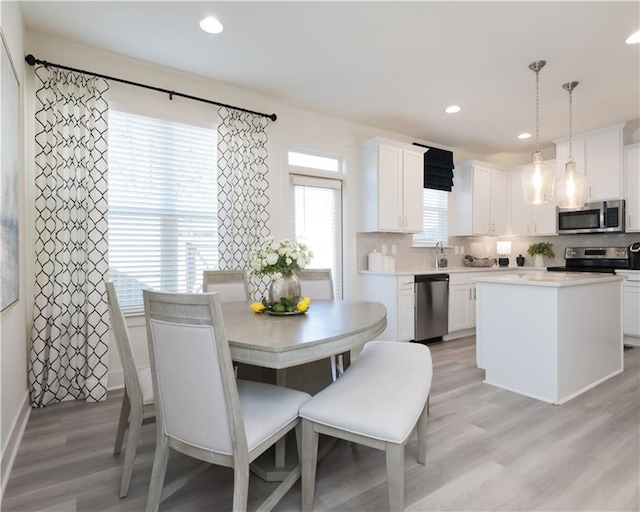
[368,251,383,271]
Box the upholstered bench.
[299,340,433,511]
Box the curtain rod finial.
[25,54,37,66]
[270,113,277,121]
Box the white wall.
[0,1,28,499]
[23,32,489,388]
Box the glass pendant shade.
[521,151,555,204]
[556,161,587,208]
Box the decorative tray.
[264,309,306,316]
[464,255,497,267]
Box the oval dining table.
[222,299,387,369]
[220,299,387,481]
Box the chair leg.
[417,402,428,465]
[114,392,131,455]
[385,443,405,512]
[295,423,302,464]
[301,419,319,512]
[146,438,170,512]
[232,463,250,512]
[120,406,143,497]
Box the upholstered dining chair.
[143,290,311,512]
[296,268,334,301]
[202,269,250,301]
[300,340,433,512]
[296,269,345,379]
[105,281,156,498]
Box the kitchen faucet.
[435,241,443,269]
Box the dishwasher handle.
[415,274,450,283]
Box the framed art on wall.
[0,29,20,311]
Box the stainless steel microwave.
[557,200,625,234]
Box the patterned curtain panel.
[217,107,271,299]
[28,65,110,407]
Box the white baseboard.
[1,391,31,502]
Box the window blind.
[108,110,218,308]
[292,175,343,298]
[413,188,448,246]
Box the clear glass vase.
[268,273,301,305]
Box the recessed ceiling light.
[445,105,461,114]
[626,30,640,44]
[200,16,224,34]
[518,133,532,139]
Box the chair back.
[202,270,250,302]
[143,290,244,456]
[106,281,143,405]
[297,269,334,300]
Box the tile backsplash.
[357,232,640,271]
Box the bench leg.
[386,443,405,512]
[417,401,428,464]
[301,420,319,512]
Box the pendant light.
[521,60,556,205]
[556,81,587,208]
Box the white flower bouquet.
[249,237,313,280]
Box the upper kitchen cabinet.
[360,138,426,233]
[509,162,557,236]
[554,124,629,202]
[625,144,640,232]
[449,161,507,236]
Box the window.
[108,110,218,308]
[289,150,343,298]
[288,151,339,173]
[293,176,342,298]
[413,188,449,246]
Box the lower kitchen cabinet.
[619,271,640,346]
[361,274,415,341]
[449,281,475,332]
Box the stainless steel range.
[547,246,630,274]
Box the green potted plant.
[527,242,555,267]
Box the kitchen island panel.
[557,282,623,402]
[477,283,559,402]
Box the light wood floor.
[4,336,639,511]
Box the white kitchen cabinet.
[360,138,426,233]
[361,274,415,341]
[618,271,640,347]
[450,160,508,236]
[509,165,557,236]
[554,124,626,201]
[448,273,476,333]
[624,144,640,232]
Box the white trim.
[1,391,31,500]
[290,174,342,189]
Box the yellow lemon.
[250,302,265,313]
[302,296,311,306]
[297,301,309,312]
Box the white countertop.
[474,271,627,287]
[359,266,541,276]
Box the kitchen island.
[475,272,626,405]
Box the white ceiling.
[19,1,640,157]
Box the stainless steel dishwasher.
[414,274,449,341]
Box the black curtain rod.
[24,54,277,122]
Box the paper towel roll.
[368,251,383,271]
